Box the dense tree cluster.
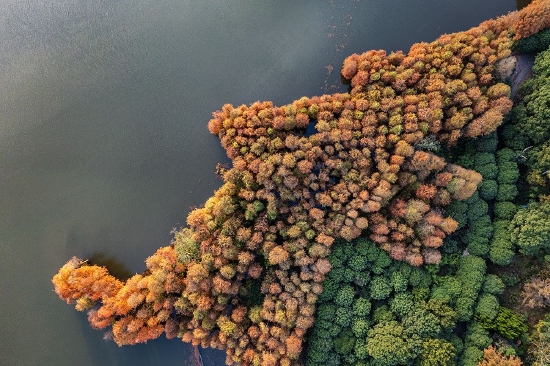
[529,314,550,366]
[475,307,527,340]
[304,235,527,365]
[502,44,550,258]
[511,46,550,145]
[507,43,550,205]
[305,237,460,365]
[510,201,550,255]
[52,248,184,345]
[51,2,550,365]
[514,28,550,54]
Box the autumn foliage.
[52,248,185,345]
[522,277,550,308]
[478,346,523,366]
[52,2,550,365]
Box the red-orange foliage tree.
[52,2,550,365]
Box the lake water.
[0,1,518,365]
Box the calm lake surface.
[0,1,518,365]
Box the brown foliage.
[285,334,303,360]
[522,278,550,309]
[478,346,523,366]
[268,246,290,266]
[416,184,437,201]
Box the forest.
[52,0,550,365]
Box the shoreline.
[511,53,536,98]
[192,345,204,366]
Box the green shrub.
[333,328,356,355]
[342,353,357,365]
[470,216,493,239]
[514,28,550,53]
[461,346,484,366]
[474,132,498,153]
[402,307,442,338]
[372,250,392,274]
[497,161,519,185]
[173,228,200,264]
[466,198,489,222]
[335,307,353,327]
[448,334,464,358]
[424,298,458,329]
[354,338,369,361]
[326,353,341,366]
[348,254,368,272]
[335,285,355,307]
[500,124,531,150]
[327,267,345,283]
[431,276,462,303]
[464,321,492,350]
[478,179,498,201]
[352,297,372,317]
[456,154,475,169]
[390,270,409,292]
[510,201,550,255]
[455,256,486,321]
[489,243,515,265]
[527,140,550,173]
[475,163,498,180]
[496,184,518,202]
[475,293,499,320]
[442,239,460,255]
[475,152,496,167]
[318,277,339,302]
[370,275,393,300]
[445,201,469,229]
[500,272,520,287]
[467,238,490,257]
[532,43,550,77]
[494,201,518,220]
[366,321,422,366]
[476,307,527,339]
[305,334,331,364]
[317,303,337,321]
[351,318,370,337]
[372,304,395,323]
[465,216,492,256]
[343,267,357,282]
[409,267,433,288]
[496,148,517,163]
[390,292,415,318]
[489,219,515,265]
[460,322,492,365]
[482,274,505,295]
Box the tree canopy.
[51,1,550,365]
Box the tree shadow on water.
[87,251,134,280]
[65,226,134,280]
[517,0,533,10]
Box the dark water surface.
[0,1,517,365]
